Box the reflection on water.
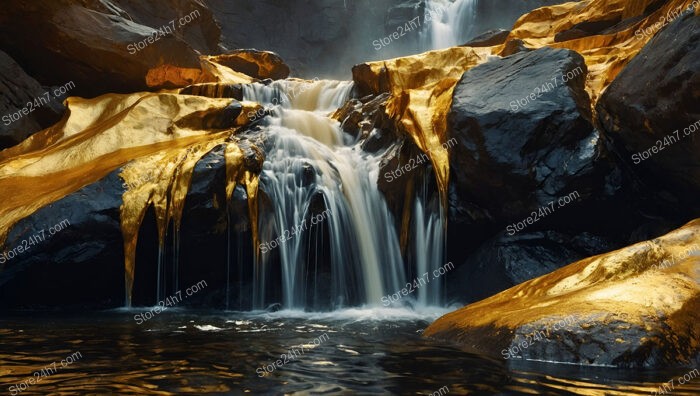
[0,309,698,395]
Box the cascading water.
[242,80,445,310]
[421,0,478,50]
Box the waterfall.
[421,0,478,50]
[242,80,445,310]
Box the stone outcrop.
[425,219,700,368]
[0,0,219,97]
[0,87,263,308]
[448,48,607,223]
[597,10,700,213]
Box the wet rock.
[426,219,700,368]
[447,47,621,233]
[0,142,260,309]
[596,11,700,213]
[0,50,66,149]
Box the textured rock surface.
[426,219,700,368]
[0,144,258,309]
[502,0,696,101]
[0,0,218,97]
[448,231,615,304]
[447,47,617,225]
[206,50,290,80]
[0,89,262,308]
[0,50,66,149]
[597,10,700,212]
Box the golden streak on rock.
[244,171,260,263]
[145,64,203,88]
[353,0,695,217]
[224,143,244,201]
[0,82,260,304]
[502,0,696,102]
[424,219,700,354]
[198,56,255,85]
[120,136,228,306]
[356,47,491,211]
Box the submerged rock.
[425,219,700,368]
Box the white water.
[421,0,478,50]
[242,80,445,310]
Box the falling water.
[421,0,478,50]
[242,80,445,310]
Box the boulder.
[425,219,700,368]
[596,10,700,213]
[0,0,220,97]
[447,47,622,233]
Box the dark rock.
[462,29,510,47]
[448,47,618,230]
[447,231,616,304]
[0,171,126,308]
[174,101,243,130]
[0,50,66,149]
[178,83,244,99]
[554,18,622,42]
[596,11,700,214]
[0,141,261,309]
[0,0,219,97]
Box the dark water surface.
[1,309,698,395]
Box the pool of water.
[1,308,698,395]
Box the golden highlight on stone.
[504,0,697,102]
[354,46,492,211]
[352,0,695,216]
[0,86,261,305]
[424,219,700,362]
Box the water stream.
[242,80,444,310]
[421,0,479,50]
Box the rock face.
[597,10,700,213]
[447,47,618,228]
[0,0,219,97]
[0,144,258,309]
[425,219,700,368]
[0,50,65,149]
[447,230,615,304]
